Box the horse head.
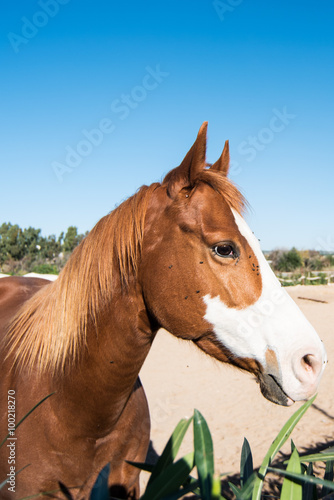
[140,122,327,406]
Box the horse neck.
[7,188,159,435]
[56,281,155,437]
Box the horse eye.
[214,244,236,258]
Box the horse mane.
[5,182,160,375]
[5,168,246,375]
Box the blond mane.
[5,183,159,374]
[5,169,246,376]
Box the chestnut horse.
[0,123,327,498]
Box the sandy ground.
[139,285,334,493]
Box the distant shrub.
[276,248,303,272]
[32,264,58,275]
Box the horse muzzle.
[258,372,294,406]
[259,342,327,406]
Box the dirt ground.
[139,285,334,493]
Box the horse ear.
[210,140,229,176]
[164,122,208,198]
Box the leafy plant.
[125,395,334,500]
[3,394,334,499]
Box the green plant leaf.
[0,464,29,491]
[140,452,195,500]
[147,416,193,487]
[303,463,317,500]
[59,481,74,500]
[322,459,334,497]
[280,447,302,500]
[229,482,242,497]
[17,488,69,499]
[0,392,55,449]
[287,452,334,464]
[268,466,334,492]
[90,463,110,500]
[193,408,214,499]
[211,473,224,500]
[322,447,334,454]
[241,474,257,500]
[162,477,200,500]
[126,461,155,473]
[252,394,316,500]
[240,438,253,488]
[229,473,256,500]
[0,477,8,491]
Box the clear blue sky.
[1,1,333,251]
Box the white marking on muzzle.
[203,209,327,402]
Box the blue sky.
[1,1,333,251]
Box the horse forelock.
[189,169,247,215]
[5,182,160,375]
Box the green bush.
[31,264,59,275]
[276,248,303,272]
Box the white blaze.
[203,209,327,401]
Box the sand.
[139,285,334,492]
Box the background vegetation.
[267,248,334,286]
[268,248,334,273]
[0,222,87,275]
[1,222,333,283]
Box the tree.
[276,247,303,272]
[0,222,25,262]
[22,226,42,256]
[40,234,62,259]
[63,226,84,252]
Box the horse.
[0,122,327,499]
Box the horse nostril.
[286,344,327,400]
[302,354,314,373]
[292,349,326,392]
[300,353,323,379]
